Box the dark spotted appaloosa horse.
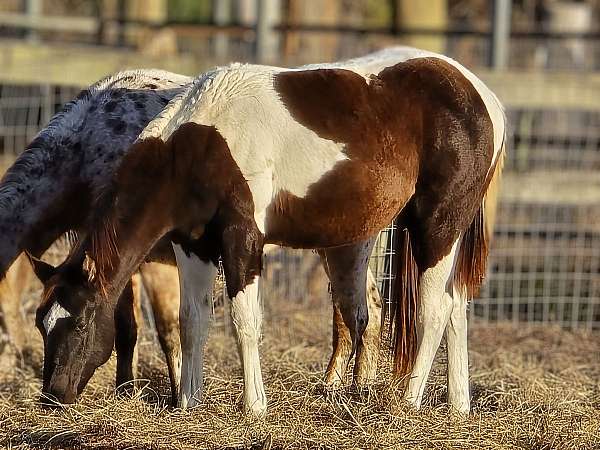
[33,46,505,416]
[0,69,192,405]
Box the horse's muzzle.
[39,386,77,407]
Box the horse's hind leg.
[139,262,182,407]
[172,243,217,409]
[320,237,377,388]
[114,279,139,393]
[445,284,470,413]
[403,239,459,409]
[354,268,382,387]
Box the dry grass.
[0,299,599,450]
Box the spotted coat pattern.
[0,69,192,274]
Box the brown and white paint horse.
[0,66,382,406]
[36,46,505,416]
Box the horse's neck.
[0,144,83,274]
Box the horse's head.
[27,252,114,405]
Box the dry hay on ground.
[0,298,599,450]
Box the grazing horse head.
[27,251,115,404]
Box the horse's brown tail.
[388,139,507,378]
[387,226,420,377]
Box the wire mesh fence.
[0,83,81,164]
[0,41,599,329]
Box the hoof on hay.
[353,374,377,390]
[448,402,471,420]
[244,396,267,419]
[178,391,203,410]
[323,370,347,391]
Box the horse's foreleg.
[320,238,376,388]
[114,280,138,393]
[445,284,470,414]
[353,268,382,387]
[229,276,265,416]
[221,223,266,417]
[139,262,182,407]
[403,239,459,409]
[172,243,217,409]
[0,255,30,363]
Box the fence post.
[25,0,41,42]
[213,0,231,60]
[491,0,512,69]
[255,0,280,63]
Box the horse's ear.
[25,251,57,283]
[62,249,94,283]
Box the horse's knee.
[336,293,368,347]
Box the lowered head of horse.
[28,250,116,404]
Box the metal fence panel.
[0,41,599,329]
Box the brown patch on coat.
[274,57,494,268]
[86,122,261,300]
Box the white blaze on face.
[43,301,71,334]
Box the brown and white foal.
[36,46,505,416]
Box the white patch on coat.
[172,243,217,409]
[43,302,71,334]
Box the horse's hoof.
[323,371,345,391]
[448,402,470,419]
[245,400,267,418]
[178,393,202,410]
[353,374,377,390]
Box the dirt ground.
[0,297,599,450]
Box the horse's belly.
[264,164,415,249]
